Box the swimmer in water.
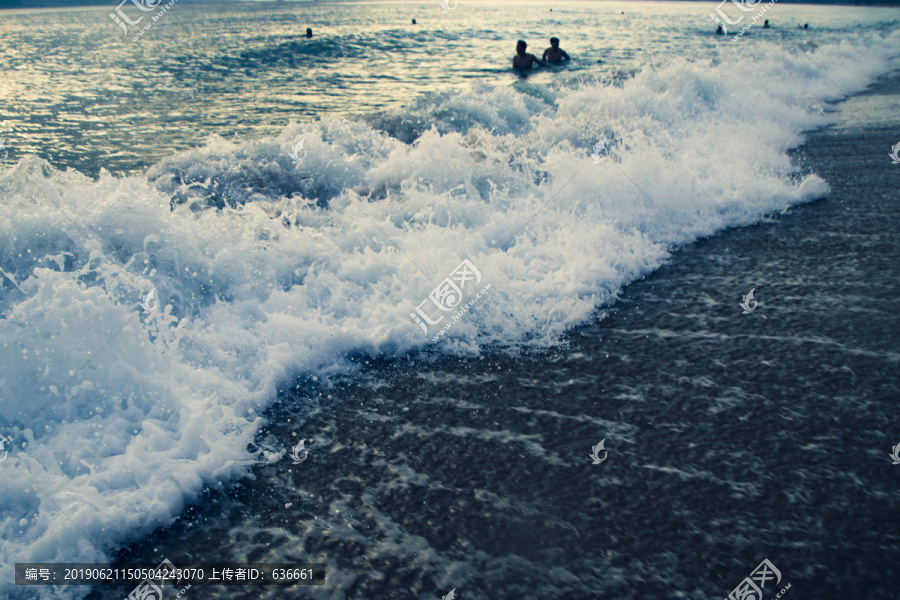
[512,40,548,71]
[542,37,570,64]
[715,24,724,35]
[763,19,770,28]
[306,28,313,38]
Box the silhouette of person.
[763,19,770,28]
[306,28,313,38]
[542,37,570,64]
[512,40,547,70]
[412,18,416,24]
[716,24,724,35]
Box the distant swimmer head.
[804,23,808,29]
[763,19,770,27]
[549,37,560,48]
[306,27,312,38]
[716,24,724,34]
[412,18,416,24]
[516,40,527,54]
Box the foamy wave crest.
[1,29,898,598]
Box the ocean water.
[1,1,899,599]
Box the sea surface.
[0,1,899,599]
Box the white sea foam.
[1,31,898,598]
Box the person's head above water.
[306,27,312,38]
[516,40,527,54]
[541,37,569,64]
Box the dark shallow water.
[94,76,900,600]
